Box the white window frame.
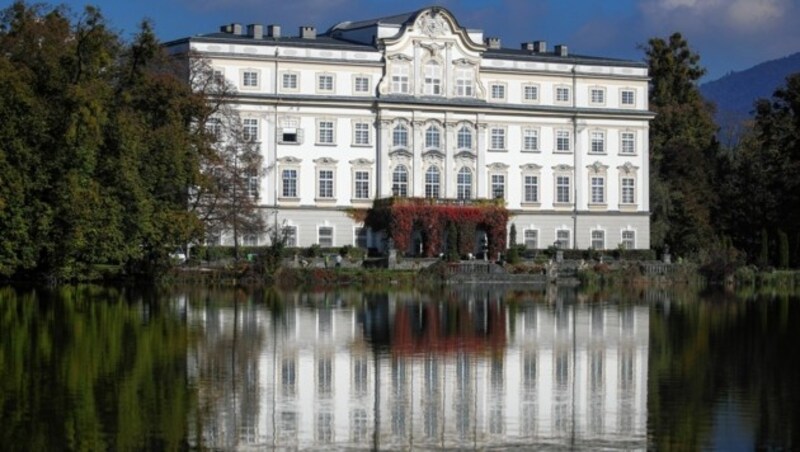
[241,69,259,89]
[281,71,299,91]
[281,168,299,199]
[553,167,573,205]
[620,89,636,107]
[353,75,371,95]
[555,129,571,153]
[242,118,259,142]
[522,84,539,103]
[284,225,298,247]
[591,229,606,250]
[423,60,442,96]
[522,127,539,152]
[392,123,409,149]
[555,229,571,249]
[318,226,334,247]
[425,125,441,150]
[457,167,473,200]
[317,168,335,200]
[590,176,606,204]
[590,130,606,154]
[621,229,636,249]
[391,64,410,94]
[524,229,539,250]
[352,120,371,146]
[555,85,571,104]
[621,176,636,205]
[316,73,335,93]
[425,166,441,199]
[392,164,409,197]
[278,116,303,145]
[620,130,636,155]
[489,126,507,151]
[490,82,507,101]
[522,174,540,204]
[353,170,370,200]
[316,119,336,145]
[457,125,473,150]
[589,86,606,106]
[354,227,368,248]
[454,67,474,97]
[490,172,505,199]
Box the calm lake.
[1,285,798,450]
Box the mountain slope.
[700,52,800,142]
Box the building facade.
[166,7,653,250]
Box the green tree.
[644,33,718,257]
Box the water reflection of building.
[187,292,648,449]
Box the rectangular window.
[455,68,473,97]
[523,128,539,151]
[523,85,538,102]
[490,127,506,150]
[280,127,301,144]
[246,168,259,198]
[591,230,605,250]
[590,88,605,104]
[318,170,334,198]
[391,65,409,94]
[282,73,298,90]
[621,177,635,204]
[243,70,258,87]
[282,169,297,198]
[591,176,605,204]
[621,131,636,154]
[556,229,570,249]
[556,130,571,152]
[318,74,334,92]
[354,171,369,199]
[524,230,538,250]
[318,121,334,144]
[622,230,635,249]
[556,86,570,103]
[354,122,370,145]
[491,174,505,199]
[524,175,539,203]
[556,175,571,203]
[354,76,370,94]
[590,131,605,153]
[490,84,506,100]
[243,118,258,142]
[318,227,333,247]
[621,90,635,106]
[285,226,297,247]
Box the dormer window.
[455,68,473,97]
[423,61,442,95]
[391,64,410,94]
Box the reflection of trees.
[648,292,800,449]
[0,286,193,451]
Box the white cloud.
[642,0,789,31]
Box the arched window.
[423,61,442,95]
[392,124,408,148]
[457,167,472,200]
[425,126,441,150]
[392,165,409,197]
[457,126,472,150]
[425,166,441,199]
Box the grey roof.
[328,10,419,32]
[485,47,647,68]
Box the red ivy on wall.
[364,198,509,257]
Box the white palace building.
[166,6,653,251]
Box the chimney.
[555,44,568,57]
[247,24,263,39]
[267,24,281,38]
[521,42,535,51]
[300,26,316,39]
[484,37,501,49]
[533,40,547,53]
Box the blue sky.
[41,0,800,81]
